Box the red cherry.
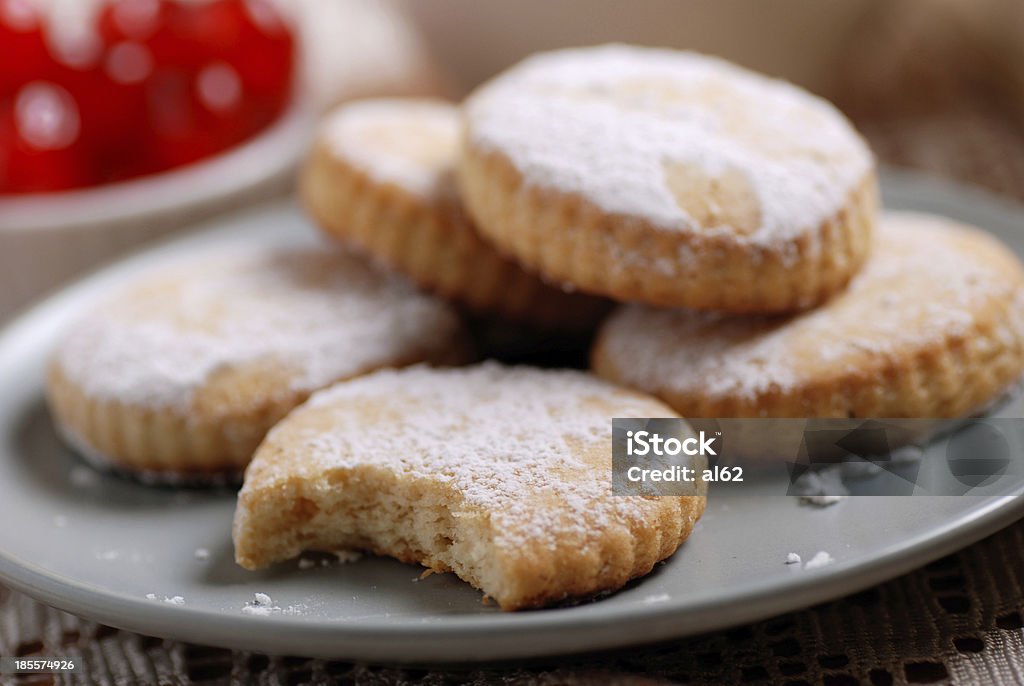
[13,82,81,152]
[98,0,166,42]
[143,67,220,171]
[232,0,294,103]
[0,87,92,193]
[0,100,13,189]
[148,0,242,68]
[0,0,55,97]
[1,0,296,191]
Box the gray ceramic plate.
[1,171,1023,663]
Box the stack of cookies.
[46,45,1024,610]
[452,45,1023,421]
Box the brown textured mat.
[8,3,1024,685]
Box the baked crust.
[459,145,877,313]
[233,364,706,610]
[46,247,470,480]
[592,213,1024,419]
[458,45,878,313]
[300,98,610,332]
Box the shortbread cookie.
[592,213,1024,418]
[233,363,706,610]
[301,98,609,331]
[459,44,878,313]
[47,246,469,482]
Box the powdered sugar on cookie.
[465,44,873,245]
[242,363,692,551]
[55,245,463,410]
[321,99,458,198]
[597,213,1024,406]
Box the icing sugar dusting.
[466,44,872,243]
[55,245,462,409]
[322,98,458,198]
[599,213,1024,406]
[244,364,685,550]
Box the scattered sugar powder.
[804,552,835,570]
[466,45,872,244]
[322,99,459,198]
[785,552,802,565]
[599,214,1024,403]
[642,593,671,604]
[194,548,210,562]
[55,246,461,410]
[241,363,680,553]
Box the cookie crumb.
[804,551,835,570]
[242,592,282,616]
[333,550,363,564]
[242,605,273,616]
[890,445,925,464]
[793,467,848,507]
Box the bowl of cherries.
[0,0,311,314]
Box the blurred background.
[408,0,1024,198]
[2,0,1023,317]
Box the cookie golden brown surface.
[233,363,706,610]
[46,246,470,482]
[592,212,1024,419]
[300,98,609,332]
[459,45,877,313]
